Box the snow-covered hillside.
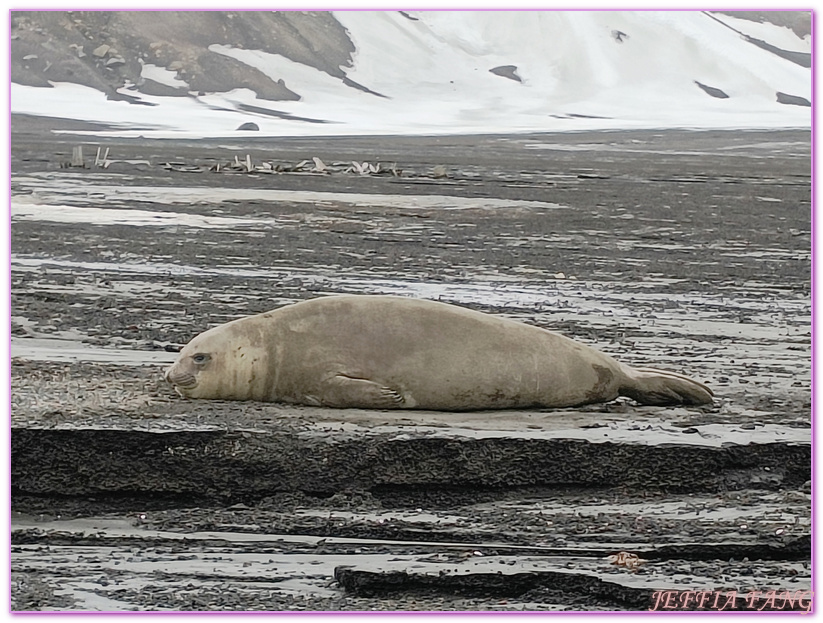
[10,10,812,137]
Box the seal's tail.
[620,367,714,406]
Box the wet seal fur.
[165,295,713,410]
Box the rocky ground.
[10,115,812,612]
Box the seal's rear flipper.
[621,367,713,406]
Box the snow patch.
[140,63,189,89]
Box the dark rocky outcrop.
[10,11,354,102]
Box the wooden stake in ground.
[70,146,84,168]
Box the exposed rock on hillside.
[10,11,355,102]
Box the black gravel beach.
[10,115,811,612]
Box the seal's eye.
[191,353,211,365]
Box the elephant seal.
[165,295,713,410]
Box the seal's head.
[164,320,269,400]
[164,345,214,398]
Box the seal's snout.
[165,364,198,389]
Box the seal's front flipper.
[316,374,405,409]
[621,367,714,406]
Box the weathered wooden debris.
[163,154,405,177]
[60,145,87,168]
[93,146,110,169]
[71,145,84,168]
[68,150,462,180]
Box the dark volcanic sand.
[10,115,811,611]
